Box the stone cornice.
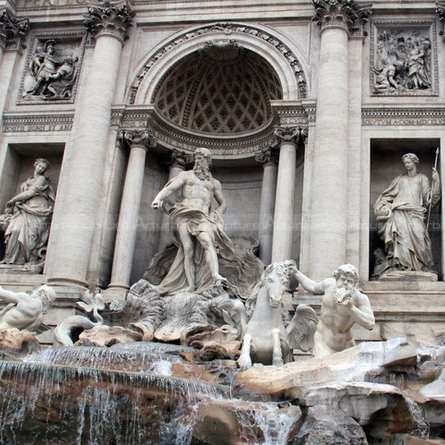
[2,112,74,132]
[113,106,280,158]
[84,0,134,44]
[362,107,445,126]
[0,9,29,49]
[312,0,372,37]
[272,100,313,125]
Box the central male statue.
[151,147,238,295]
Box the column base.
[103,284,130,303]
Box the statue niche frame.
[369,139,442,281]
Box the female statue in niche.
[0,158,55,270]
[373,153,440,278]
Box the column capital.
[0,9,29,49]
[255,147,279,166]
[119,129,156,151]
[274,126,300,145]
[84,1,135,44]
[312,0,371,37]
[437,2,445,36]
[171,149,188,168]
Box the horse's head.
[262,263,290,308]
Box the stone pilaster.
[106,130,155,301]
[46,1,134,288]
[307,0,370,279]
[256,147,278,265]
[157,149,187,251]
[271,127,299,263]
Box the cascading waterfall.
[0,352,228,445]
[0,343,302,445]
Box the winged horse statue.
[223,260,318,371]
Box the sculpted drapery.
[374,153,440,274]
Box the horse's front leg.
[237,333,253,371]
[272,328,284,367]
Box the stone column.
[256,147,278,265]
[271,127,299,263]
[106,130,155,300]
[46,1,134,288]
[307,0,370,279]
[157,150,187,251]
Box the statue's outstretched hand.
[151,198,162,209]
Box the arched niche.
[128,22,309,106]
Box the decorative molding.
[0,9,29,49]
[312,0,372,37]
[84,0,135,44]
[370,20,438,97]
[272,102,313,125]
[3,112,74,132]
[128,22,307,104]
[362,107,445,126]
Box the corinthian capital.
[84,1,135,44]
[255,147,278,165]
[0,9,29,49]
[274,126,300,144]
[312,0,371,36]
[437,2,445,35]
[119,129,156,150]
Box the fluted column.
[106,130,155,300]
[157,150,187,250]
[307,0,370,279]
[46,1,134,287]
[256,147,278,265]
[271,127,299,263]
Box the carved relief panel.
[370,21,438,96]
[19,32,85,104]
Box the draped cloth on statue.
[3,178,55,265]
[374,173,436,272]
[154,203,239,295]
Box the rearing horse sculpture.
[236,261,318,371]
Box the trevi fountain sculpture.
[0,149,444,445]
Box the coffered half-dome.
[153,43,283,134]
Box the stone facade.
[0,0,444,343]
